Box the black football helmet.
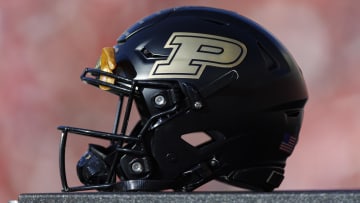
[58,6,308,192]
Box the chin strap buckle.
[178,157,220,192]
[218,166,285,192]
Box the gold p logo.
[149,32,247,79]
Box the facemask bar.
[58,126,143,192]
[58,75,185,191]
[58,106,183,192]
[58,80,141,192]
[81,68,135,96]
[104,79,137,186]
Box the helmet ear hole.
[181,132,213,148]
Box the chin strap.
[216,166,284,192]
[113,180,178,191]
[113,158,222,192]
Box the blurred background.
[1,0,360,201]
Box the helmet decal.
[149,32,247,79]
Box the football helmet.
[58,6,308,192]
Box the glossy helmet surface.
[58,6,308,192]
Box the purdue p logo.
[149,32,247,79]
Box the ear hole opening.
[181,132,213,148]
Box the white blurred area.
[1,0,360,201]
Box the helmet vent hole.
[257,42,279,71]
[201,17,229,26]
[181,132,213,148]
[285,110,300,118]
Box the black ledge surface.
[16,190,360,203]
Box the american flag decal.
[279,133,297,154]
